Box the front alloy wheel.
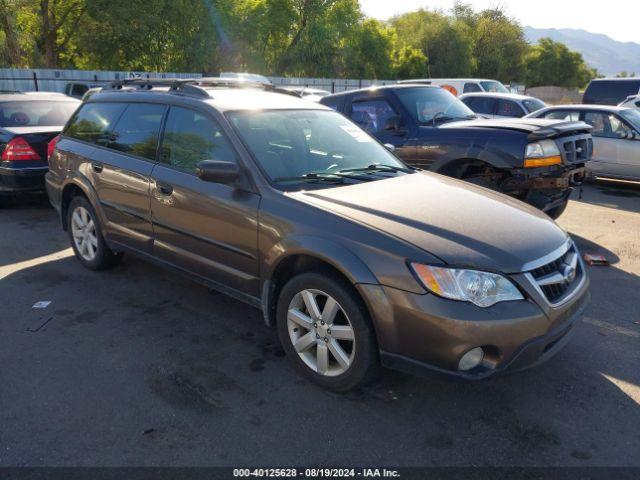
[287,289,356,377]
[277,272,378,391]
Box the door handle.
[156,181,173,195]
[91,162,103,173]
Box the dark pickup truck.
[320,85,592,218]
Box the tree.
[392,45,427,79]
[391,9,475,78]
[525,37,597,88]
[0,0,27,66]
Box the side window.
[108,103,165,161]
[496,99,525,118]
[544,110,579,121]
[64,103,125,144]
[321,97,340,112]
[71,84,88,97]
[350,98,397,134]
[582,112,630,139]
[467,97,496,115]
[160,107,236,173]
[463,83,482,94]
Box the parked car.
[0,92,80,205]
[320,84,592,219]
[398,78,509,97]
[460,92,547,118]
[527,104,640,181]
[282,86,331,102]
[64,82,102,99]
[46,79,589,391]
[618,94,640,111]
[583,78,640,106]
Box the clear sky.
[360,0,640,44]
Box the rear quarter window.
[64,102,125,144]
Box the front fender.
[263,235,379,286]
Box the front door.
[150,106,260,297]
[582,111,637,178]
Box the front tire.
[67,195,122,270]
[276,272,379,392]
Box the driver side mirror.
[383,115,406,135]
[196,160,240,184]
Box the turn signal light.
[1,137,41,161]
[524,155,562,168]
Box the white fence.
[0,68,394,94]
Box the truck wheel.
[276,271,379,392]
[546,200,569,220]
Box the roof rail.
[102,77,300,99]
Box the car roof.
[324,83,439,98]
[541,104,629,112]
[399,78,500,83]
[459,92,539,101]
[87,86,330,112]
[0,92,77,101]
[589,77,640,82]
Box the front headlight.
[524,140,562,168]
[410,263,524,308]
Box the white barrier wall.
[0,69,393,94]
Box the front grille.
[562,136,592,164]
[528,243,582,304]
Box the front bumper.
[0,165,48,195]
[357,270,590,379]
[510,165,587,212]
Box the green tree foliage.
[0,0,597,87]
[391,9,474,78]
[525,38,597,88]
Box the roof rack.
[103,77,300,99]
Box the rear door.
[150,105,260,297]
[87,102,165,253]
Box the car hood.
[442,118,592,139]
[289,172,568,273]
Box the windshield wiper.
[339,164,415,174]
[273,173,346,184]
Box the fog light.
[458,347,484,371]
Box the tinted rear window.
[108,103,166,160]
[464,97,496,115]
[0,100,79,127]
[583,80,640,105]
[64,102,125,143]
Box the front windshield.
[619,109,640,132]
[395,87,476,124]
[229,109,410,187]
[0,100,78,127]
[480,81,508,93]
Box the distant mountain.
[523,27,640,77]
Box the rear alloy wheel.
[67,196,122,270]
[277,272,378,391]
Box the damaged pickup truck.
[320,84,592,219]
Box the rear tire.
[276,271,379,392]
[67,195,122,270]
[546,200,569,220]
